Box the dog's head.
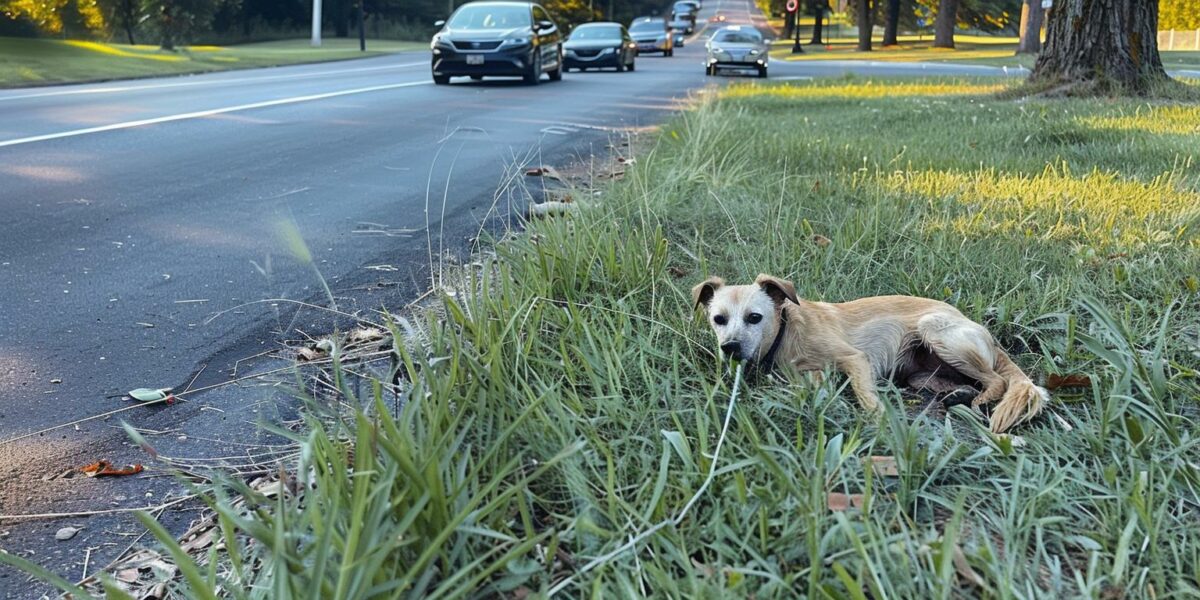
[691,273,798,363]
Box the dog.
[691,274,1047,433]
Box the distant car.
[669,16,692,39]
[672,1,698,27]
[705,25,768,78]
[563,22,636,72]
[430,1,564,85]
[628,17,673,56]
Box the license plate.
[638,44,655,50]
[466,54,484,65]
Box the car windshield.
[447,4,530,29]
[570,25,621,40]
[629,21,663,33]
[713,29,761,44]
[674,3,696,12]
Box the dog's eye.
[746,313,763,324]
[713,315,728,326]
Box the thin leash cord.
[547,363,745,596]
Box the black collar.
[758,310,788,374]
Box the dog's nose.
[720,341,743,359]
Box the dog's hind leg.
[916,314,1008,409]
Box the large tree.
[1029,0,1170,94]
[857,0,874,51]
[932,0,958,47]
[1015,0,1042,54]
[882,0,901,45]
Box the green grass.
[10,77,1200,597]
[0,37,424,87]
[770,36,1200,72]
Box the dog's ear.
[691,277,724,310]
[755,274,799,307]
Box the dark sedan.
[563,22,637,72]
[430,1,564,85]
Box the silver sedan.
[705,25,768,78]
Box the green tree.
[141,0,230,49]
[1160,0,1200,29]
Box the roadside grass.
[769,36,1200,72]
[11,77,1200,597]
[0,37,424,88]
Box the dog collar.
[759,311,788,373]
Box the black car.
[563,22,636,72]
[628,17,674,56]
[430,1,563,85]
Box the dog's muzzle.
[720,341,744,361]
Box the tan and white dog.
[692,274,1047,433]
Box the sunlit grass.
[720,79,1006,99]
[0,36,424,87]
[1079,104,1200,136]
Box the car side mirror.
[536,20,554,31]
[434,19,445,27]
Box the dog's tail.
[988,351,1048,433]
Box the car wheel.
[524,58,541,85]
[627,60,635,72]
[433,73,451,85]
[705,64,715,76]
[666,48,674,57]
[547,46,563,81]
[757,66,768,78]
[470,75,483,81]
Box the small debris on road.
[55,526,80,541]
[80,461,144,477]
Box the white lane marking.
[0,61,427,102]
[773,75,813,81]
[540,125,579,135]
[0,80,432,148]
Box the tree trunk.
[882,0,900,46]
[933,0,957,48]
[783,9,795,39]
[1016,0,1043,54]
[121,0,137,44]
[1030,0,1170,94]
[857,0,873,51]
[811,5,820,43]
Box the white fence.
[1159,30,1200,51]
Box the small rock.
[55,527,79,541]
[177,435,187,442]
[50,379,62,384]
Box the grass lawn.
[0,37,425,88]
[10,78,1200,597]
[771,35,1200,72]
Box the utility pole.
[311,0,322,46]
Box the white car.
[705,25,768,78]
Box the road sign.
[786,0,798,13]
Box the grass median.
[0,37,424,88]
[13,77,1200,597]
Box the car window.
[629,21,664,32]
[713,30,762,43]
[570,25,622,40]
[448,4,531,29]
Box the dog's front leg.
[836,352,882,414]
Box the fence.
[1159,30,1200,50]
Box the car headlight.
[749,49,759,55]
[501,37,531,47]
[601,47,615,54]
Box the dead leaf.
[116,568,140,583]
[55,526,79,541]
[826,492,865,511]
[952,544,985,588]
[296,346,328,362]
[79,461,144,477]
[667,266,688,279]
[1045,374,1091,390]
[524,166,564,181]
[868,456,899,477]
[347,327,386,344]
[811,234,832,247]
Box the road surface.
[0,0,1025,593]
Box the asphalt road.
[0,0,1029,593]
